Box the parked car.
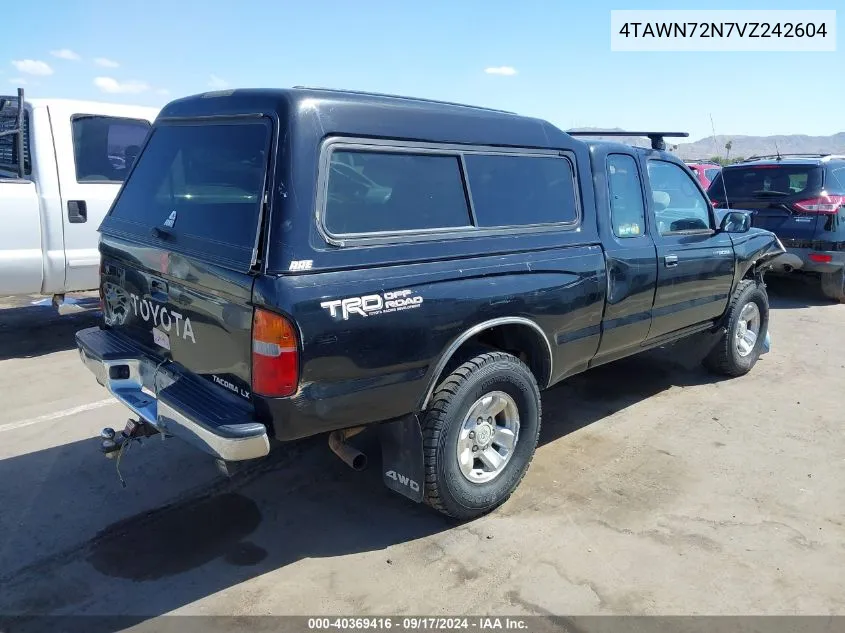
[685,160,722,189]
[707,154,845,301]
[0,88,159,302]
[76,88,785,519]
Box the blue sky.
[2,0,841,141]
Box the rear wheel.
[820,268,845,302]
[421,352,541,520]
[703,280,769,377]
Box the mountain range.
[567,127,845,161]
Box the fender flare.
[418,316,554,410]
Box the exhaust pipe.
[328,427,367,471]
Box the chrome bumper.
[77,327,270,462]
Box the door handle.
[665,255,679,267]
[67,200,87,224]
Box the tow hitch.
[99,418,159,487]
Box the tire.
[820,268,845,302]
[703,279,769,377]
[421,351,541,520]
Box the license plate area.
[152,327,171,351]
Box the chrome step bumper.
[76,326,270,462]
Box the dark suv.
[76,88,783,520]
[707,155,845,301]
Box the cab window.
[607,154,646,237]
[72,115,151,183]
[647,160,712,235]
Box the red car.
[685,161,722,189]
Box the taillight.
[793,195,845,214]
[808,253,833,264]
[251,308,299,397]
[711,200,720,207]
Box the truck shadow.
[538,337,722,447]
[0,303,101,361]
[0,338,738,629]
[0,433,452,630]
[765,275,841,310]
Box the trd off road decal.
[320,289,423,321]
[129,293,196,343]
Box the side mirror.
[719,210,751,234]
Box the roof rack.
[0,88,26,179]
[740,152,845,162]
[291,86,518,115]
[566,130,689,151]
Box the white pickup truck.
[0,88,159,303]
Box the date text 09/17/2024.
[307,617,529,630]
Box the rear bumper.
[76,326,270,462]
[789,248,845,273]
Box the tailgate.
[101,242,255,401]
[729,199,822,242]
[96,114,275,402]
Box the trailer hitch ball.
[100,427,119,458]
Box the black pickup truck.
[76,87,785,519]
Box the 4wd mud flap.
[378,414,425,503]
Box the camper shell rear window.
[101,116,273,271]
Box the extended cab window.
[464,154,577,227]
[647,160,711,235]
[607,154,645,237]
[324,149,471,235]
[103,119,272,271]
[72,115,151,183]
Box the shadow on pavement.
[0,430,452,630]
[0,334,736,632]
[538,332,725,448]
[0,303,101,361]
[766,274,840,310]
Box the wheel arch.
[418,317,553,411]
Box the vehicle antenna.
[774,140,782,161]
[710,113,730,210]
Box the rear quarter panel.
[254,246,606,440]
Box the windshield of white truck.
[102,118,272,272]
